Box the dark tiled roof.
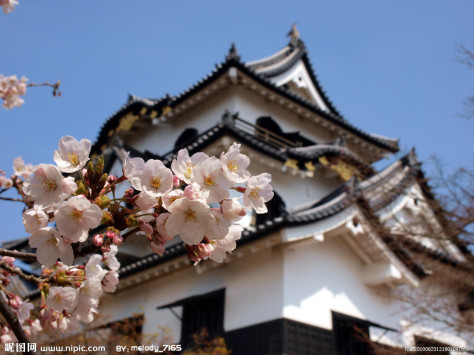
[93,42,399,155]
[1,237,29,250]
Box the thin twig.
[0,196,24,203]
[0,261,43,284]
[0,248,37,261]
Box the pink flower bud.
[93,234,104,247]
[235,186,246,193]
[107,175,117,183]
[112,235,124,246]
[173,175,181,188]
[8,298,19,309]
[184,185,198,199]
[105,231,115,239]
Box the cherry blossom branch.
[0,260,43,284]
[0,296,36,354]
[0,248,37,261]
[27,80,61,97]
[0,196,25,203]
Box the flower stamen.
[70,209,83,223]
[184,163,194,180]
[46,237,58,247]
[67,152,80,166]
[227,159,239,173]
[205,174,217,186]
[42,179,58,192]
[250,187,261,199]
[185,208,197,223]
[149,177,161,190]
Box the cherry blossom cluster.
[0,0,18,14]
[124,142,273,263]
[0,75,27,109]
[0,135,273,340]
[0,257,41,343]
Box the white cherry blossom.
[209,225,243,263]
[46,286,79,314]
[0,74,26,108]
[208,209,231,240]
[135,191,159,210]
[220,143,250,183]
[53,136,91,173]
[193,157,231,203]
[85,254,107,283]
[23,164,75,208]
[0,175,13,189]
[103,245,120,271]
[165,197,214,245]
[123,153,144,183]
[243,173,274,214]
[171,148,208,184]
[74,292,99,323]
[221,198,246,221]
[102,271,119,293]
[29,227,74,267]
[13,157,33,178]
[22,207,48,234]
[162,189,184,210]
[55,195,102,243]
[125,157,173,198]
[15,300,34,322]
[0,0,19,14]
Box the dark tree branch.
[0,295,36,354]
[0,248,37,261]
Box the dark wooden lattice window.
[285,319,334,355]
[226,319,283,355]
[179,289,225,346]
[157,289,225,347]
[332,312,373,355]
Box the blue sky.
[0,0,473,242]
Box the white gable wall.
[128,89,238,156]
[100,246,284,344]
[233,86,334,143]
[282,235,399,331]
[270,60,330,112]
[127,84,336,158]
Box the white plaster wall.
[100,247,283,343]
[127,84,336,159]
[271,60,330,112]
[233,87,334,143]
[282,236,399,331]
[127,90,237,156]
